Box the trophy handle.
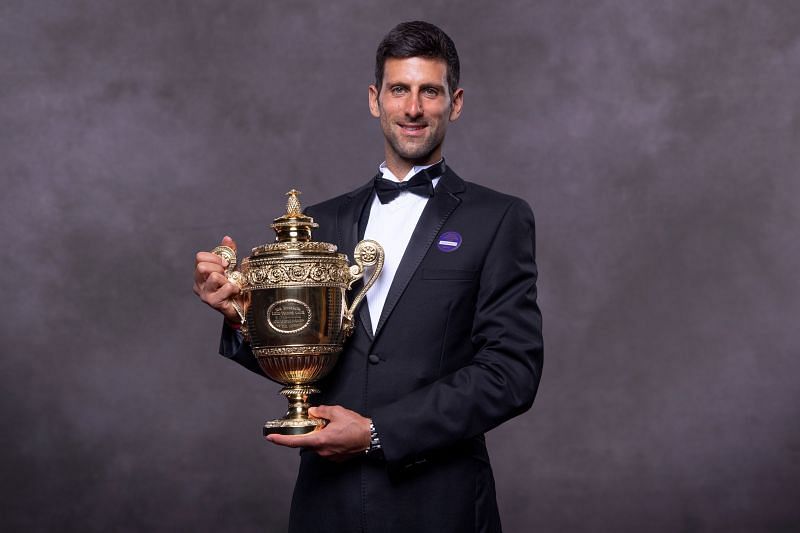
[211,244,247,326]
[343,240,384,330]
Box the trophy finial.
[286,189,302,216]
[270,189,317,243]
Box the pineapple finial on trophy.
[286,189,302,216]
[271,189,318,243]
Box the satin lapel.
[337,182,375,340]
[373,171,465,338]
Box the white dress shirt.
[363,161,441,334]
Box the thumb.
[309,405,334,420]
[221,235,237,252]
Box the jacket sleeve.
[218,321,266,377]
[369,198,544,465]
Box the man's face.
[369,57,463,175]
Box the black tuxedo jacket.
[221,166,543,533]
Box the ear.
[368,85,381,118]
[449,88,464,122]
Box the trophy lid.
[271,189,319,242]
[249,189,339,257]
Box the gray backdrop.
[2,1,798,531]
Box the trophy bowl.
[213,190,383,436]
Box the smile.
[398,123,427,136]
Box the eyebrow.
[385,82,447,91]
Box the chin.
[399,151,430,162]
[396,144,437,163]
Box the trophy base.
[263,385,325,436]
[263,417,325,436]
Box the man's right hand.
[193,235,241,324]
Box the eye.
[390,86,407,96]
[422,87,439,97]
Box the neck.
[383,149,443,181]
[385,162,412,179]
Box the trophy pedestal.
[263,386,326,436]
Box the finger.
[199,275,238,310]
[194,256,226,286]
[266,434,299,448]
[196,261,226,278]
[221,235,237,252]
[204,285,240,313]
[196,251,226,267]
[309,405,335,419]
[268,433,320,449]
[204,272,230,293]
[196,265,225,288]
[208,282,240,307]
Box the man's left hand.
[267,405,371,462]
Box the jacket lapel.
[373,168,465,338]
[337,181,376,340]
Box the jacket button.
[368,354,380,364]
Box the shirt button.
[368,354,380,364]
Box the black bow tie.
[373,159,446,204]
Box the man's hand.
[267,405,372,462]
[193,235,241,324]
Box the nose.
[405,93,423,119]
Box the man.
[193,21,543,533]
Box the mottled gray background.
[2,1,798,531]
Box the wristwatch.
[365,420,383,457]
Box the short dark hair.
[374,21,460,95]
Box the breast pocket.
[422,268,478,281]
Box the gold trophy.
[212,190,384,435]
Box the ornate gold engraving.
[251,241,338,256]
[358,243,378,263]
[264,418,324,428]
[242,259,351,289]
[253,344,342,357]
[266,299,312,334]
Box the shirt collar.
[378,159,443,183]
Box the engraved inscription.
[267,299,312,334]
